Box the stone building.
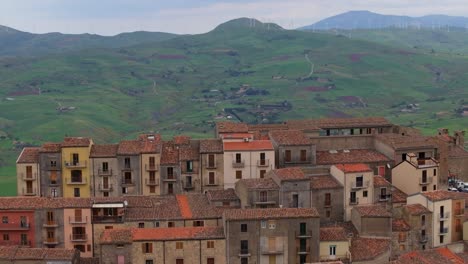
[38,143,63,198]
[116,140,142,196]
[139,134,162,196]
[268,130,316,168]
[310,175,344,223]
[391,218,411,258]
[269,167,312,209]
[199,139,225,192]
[235,178,280,209]
[351,205,392,237]
[159,141,182,195]
[16,147,41,197]
[90,144,119,198]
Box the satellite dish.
[386,163,391,169]
[123,200,128,206]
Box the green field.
[0,19,467,196]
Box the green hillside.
[0,18,467,194]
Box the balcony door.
[72,153,79,165]
[103,177,109,189]
[260,153,266,165]
[26,166,32,178]
[168,183,174,194]
[208,154,215,167]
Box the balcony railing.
[255,199,276,205]
[183,181,195,190]
[121,179,134,186]
[455,209,464,216]
[98,169,113,176]
[145,178,159,186]
[206,162,217,169]
[66,177,87,185]
[70,234,87,242]
[0,223,30,230]
[92,215,124,223]
[20,240,31,247]
[419,235,428,243]
[232,160,245,168]
[43,220,59,228]
[349,197,359,205]
[295,231,313,238]
[419,176,433,185]
[99,184,113,192]
[21,173,37,181]
[439,212,450,220]
[64,161,87,168]
[297,246,310,255]
[145,164,159,171]
[22,188,36,196]
[416,158,438,168]
[351,180,369,189]
[261,245,284,255]
[239,249,250,257]
[439,227,449,235]
[379,195,390,202]
[69,216,88,224]
[44,238,59,245]
[257,159,270,167]
[122,165,132,171]
[163,175,177,182]
[47,165,60,171]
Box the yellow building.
[16,147,41,196]
[319,226,350,262]
[61,137,93,198]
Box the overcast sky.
[1,0,468,35]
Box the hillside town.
[5,117,468,263]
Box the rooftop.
[139,134,162,154]
[206,189,239,202]
[224,208,319,220]
[61,137,91,147]
[373,175,391,188]
[179,142,199,161]
[396,247,465,264]
[404,204,431,215]
[39,143,61,153]
[248,123,289,132]
[334,164,372,173]
[223,140,274,151]
[317,149,390,165]
[310,175,342,189]
[238,178,279,190]
[199,139,223,153]
[117,140,141,155]
[350,237,391,262]
[375,134,435,150]
[392,219,410,232]
[353,205,392,217]
[320,226,348,241]
[287,117,391,130]
[160,142,179,165]
[449,146,468,158]
[16,147,40,163]
[392,188,408,204]
[90,144,118,158]
[174,135,191,145]
[268,130,311,145]
[417,190,468,202]
[0,246,77,260]
[216,121,249,134]
[270,167,308,182]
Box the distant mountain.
[0,25,177,57]
[301,11,468,30]
[214,18,284,32]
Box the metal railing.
[21,172,37,180]
[232,160,245,168]
[64,161,87,168]
[121,179,134,185]
[145,178,159,186]
[69,216,88,224]
[351,180,369,189]
[98,184,113,192]
[439,212,450,220]
[439,227,449,234]
[43,220,59,227]
[419,176,433,185]
[296,246,310,254]
[349,197,359,205]
[66,177,87,185]
[257,159,270,167]
[145,164,159,171]
[22,188,36,196]
[0,223,30,230]
[70,234,87,241]
[295,231,313,238]
[98,169,113,176]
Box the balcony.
[121,179,134,186]
[66,177,87,185]
[182,180,195,190]
[70,234,87,242]
[44,238,59,245]
[261,245,284,255]
[351,181,369,189]
[49,181,59,186]
[121,165,132,171]
[349,197,359,205]
[43,220,59,228]
[47,165,60,171]
[0,222,30,231]
[295,231,313,238]
[22,188,36,196]
[145,164,159,171]
[419,235,428,243]
[98,184,113,192]
[257,159,270,167]
[92,215,124,223]
[69,216,88,224]
[64,161,87,168]
[145,178,159,186]
[238,249,251,257]
[416,158,438,168]
[255,199,276,205]
[379,195,390,202]
[206,162,217,169]
[98,169,113,176]
[21,173,37,181]
[439,228,449,235]
[439,212,450,220]
[232,160,245,168]
[20,240,31,247]
[419,176,433,185]
[297,246,310,255]
[163,175,177,182]
[455,209,464,216]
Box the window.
[138,223,145,228]
[398,232,407,242]
[329,245,336,256]
[142,242,153,253]
[3,234,9,241]
[235,153,242,163]
[168,183,174,194]
[399,244,406,251]
[167,167,174,179]
[240,240,249,254]
[50,171,57,185]
[155,222,160,228]
[292,194,299,208]
[122,187,128,194]
[236,171,242,180]
[222,201,230,207]
[433,185,437,190]
[74,209,82,222]
[380,188,387,200]
[261,221,267,228]
[149,186,156,193]
[422,186,427,192]
[350,191,357,204]
[71,170,82,183]
[2,216,8,223]
[241,224,247,232]
[241,258,248,264]
[421,215,426,226]
[74,188,80,197]
[72,153,79,165]
[105,226,113,229]
[208,154,215,168]
[20,234,28,245]
[207,258,214,264]
[193,221,204,227]
[456,219,462,232]
[102,162,109,172]
[268,220,276,229]
[149,156,155,167]
[186,161,193,172]
[209,172,215,185]
[402,153,407,161]
[51,188,58,197]
[124,172,132,184]
[176,241,184,249]
[285,150,291,162]
[324,193,331,206]
[185,175,193,188]
[176,259,184,264]
[300,150,307,162]
[168,222,175,228]
[146,260,154,264]
[207,241,215,248]
[363,191,368,197]
[260,153,266,165]
[259,191,268,202]
[422,245,426,250]
[422,170,428,182]
[439,235,444,244]
[260,170,266,178]
[326,210,331,218]
[434,169,437,176]
[50,160,57,167]
[356,176,363,187]
[87,244,91,252]
[124,158,131,169]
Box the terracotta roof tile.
[216,121,249,134]
[248,124,289,132]
[174,135,191,145]
[177,195,193,219]
[350,237,390,261]
[206,189,239,202]
[449,146,468,158]
[61,137,91,147]
[0,246,18,259]
[310,175,342,189]
[320,226,348,241]
[133,227,224,241]
[184,194,223,219]
[392,187,408,204]
[139,134,162,154]
[375,134,435,150]
[179,142,199,161]
[373,175,392,188]
[39,143,61,153]
[90,144,118,158]
[403,204,431,215]
[396,248,465,264]
[16,147,40,163]
[334,164,372,173]
[200,139,223,153]
[317,149,390,165]
[353,205,392,217]
[392,219,410,231]
[117,140,141,155]
[160,141,179,165]
[271,167,307,181]
[100,228,133,244]
[223,140,273,151]
[287,117,391,130]
[238,178,279,190]
[224,208,319,220]
[269,130,311,145]
[419,190,465,202]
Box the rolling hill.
[0,18,467,194]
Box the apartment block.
[0,209,35,247]
[90,144,119,198]
[39,143,63,198]
[399,203,433,250]
[177,137,201,193]
[392,153,439,195]
[139,134,162,196]
[61,137,93,198]
[319,226,350,262]
[16,147,40,197]
[160,141,181,195]
[270,167,312,208]
[117,140,142,196]
[310,175,344,223]
[199,139,224,192]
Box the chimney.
[438,128,449,136]
[454,131,465,147]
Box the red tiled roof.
[117,140,141,155]
[206,189,239,202]
[419,190,464,202]
[320,226,348,241]
[404,204,431,215]
[310,176,342,189]
[396,247,465,264]
[334,164,372,173]
[61,137,91,147]
[287,117,391,130]
[317,149,390,165]
[271,167,307,181]
[392,219,410,231]
[133,227,224,241]
[248,124,289,133]
[224,208,319,220]
[17,147,40,163]
[216,121,249,133]
[174,135,191,145]
[179,143,199,161]
[184,194,223,219]
[449,146,468,158]
[375,134,435,150]
[392,187,408,204]
[200,139,223,153]
[100,228,133,244]
[176,195,193,219]
[353,205,392,217]
[0,246,77,260]
[223,140,273,151]
[90,144,118,158]
[373,175,391,188]
[39,143,61,153]
[238,178,279,190]
[160,141,179,165]
[350,237,390,261]
[269,130,311,145]
[140,134,162,154]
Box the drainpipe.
[201,153,204,193]
[163,241,166,263]
[199,240,202,264]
